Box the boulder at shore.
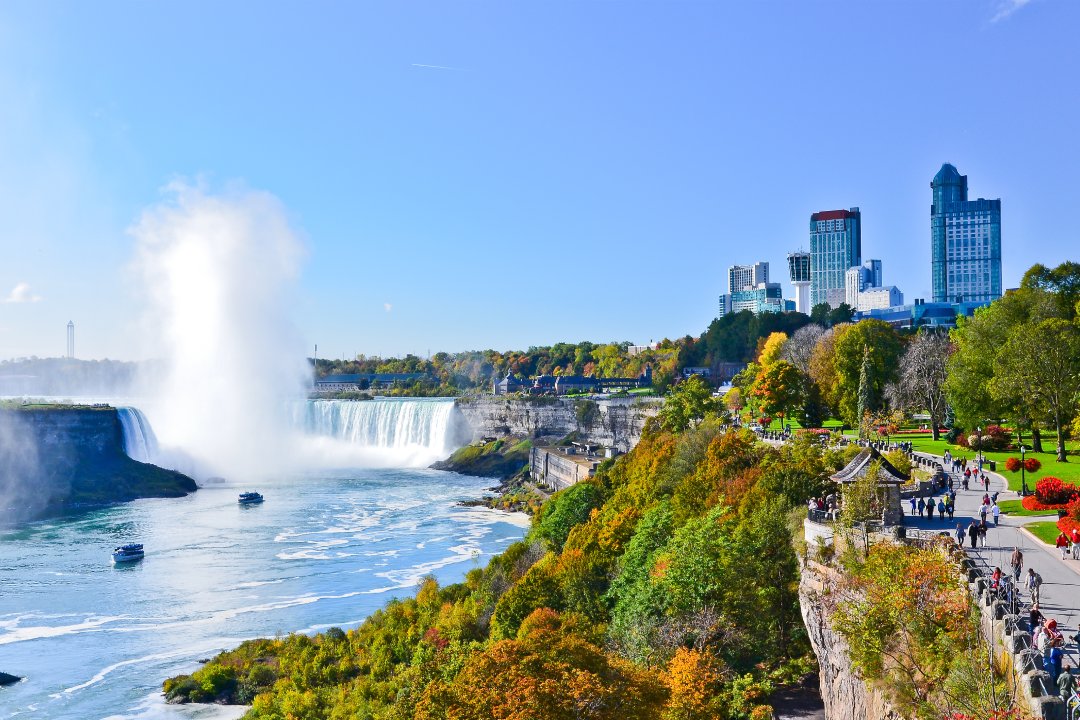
[0,671,22,686]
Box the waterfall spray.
[131,181,308,481]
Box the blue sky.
[0,0,1075,361]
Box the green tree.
[856,348,876,437]
[658,375,719,433]
[991,318,1080,462]
[833,320,902,427]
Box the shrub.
[1025,457,1042,473]
[1034,477,1079,506]
[1004,457,1022,473]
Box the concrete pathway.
[904,452,1080,667]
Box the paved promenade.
[904,452,1080,665]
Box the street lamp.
[977,426,983,473]
[1020,445,1029,497]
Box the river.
[0,399,528,719]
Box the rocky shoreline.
[431,436,547,514]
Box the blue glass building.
[930,164,1002,304]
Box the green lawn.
[1026,521,1063,545]
[996,499,1057,517]
[901,432,1080,492]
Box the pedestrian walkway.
[905,451,1080,668]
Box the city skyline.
[0,1,1075,361]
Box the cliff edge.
[0,405,197,523]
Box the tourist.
[991,502,1000,525]
[1057,531,1071,560]
[937,498,946,518]
[909,496,917,516]
[1072,527,1080,560]
[926,499,935,520]
[984,475,991,492]
[990,566,1002,590]
[955,523,965,546]
[967,521,979,549]
[1010,547,1024,581]
[978,520,988,547]
[946,498,955,521]
[1028,569,1044,605]
[1030,603,1045,640]
[962,475,970,491]
[979,503,988,524]
[916,497,926,517]
[1058,664,1075,702]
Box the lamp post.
[1021,445,1029,497]
[977,426,982,473]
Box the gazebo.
[831,447,909,526]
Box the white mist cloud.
[4,282,42,303]
[384,303,393,313]
[991,0,1033,22]
[130,181,309,482]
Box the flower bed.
[1023,495,1071,511]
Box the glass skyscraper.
[809,207,861,308]
[930,164,1002,304]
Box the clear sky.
[0,0,1075,362]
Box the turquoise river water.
[0,467,528,719]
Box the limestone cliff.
[799,561,906,720]
[0,405,197,523]
[452,396,659,452]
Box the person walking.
[917,497,926,517]
[1057,664,1075,702]
[968,521,979,550]
[1028,568,1044,605]
[978,520,988,547]
[979,503,988,524]
[984,474,991,492]
[991,502,1000,526]
[1072,527,1080,560]
[909,496,917,516]
[1010,547,1024,581]
[955,523,965,546]
[1057,531,1071,560]
[927,499,935,521]
[937,498,946,519]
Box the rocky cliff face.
[0,406,196,523]
[799,562,906,720]
[451,396,659,453]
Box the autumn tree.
[751,360,805,427]
[780,323,824,374]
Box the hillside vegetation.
[164,422,849,718]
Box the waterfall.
[299,399,458,457]
[117,406,160,464]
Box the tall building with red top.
[809,207,862,309]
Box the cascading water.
[296,398,463,467]
[116,406,160,464]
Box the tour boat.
[112,543,145,563]
[238,491,264,505]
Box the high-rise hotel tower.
[930,164,1001,304]
[809,207,861,309]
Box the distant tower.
[787,252,811,314]
[66,321,75,359]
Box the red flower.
[1024,457,1042,473]
[1005,457,1022,473]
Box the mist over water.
[131,182,309,482]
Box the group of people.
[911,492,958,520]
[958,519,992,548]
[1029,604,1075,698]
[1053,527,1080,560]
[808,494,839,521]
